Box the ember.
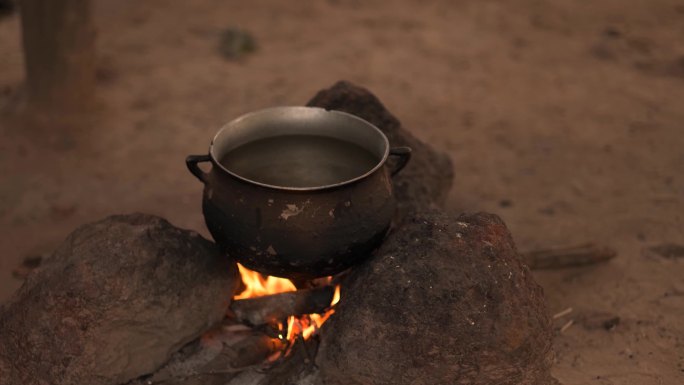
[232,264,341,350]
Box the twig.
[559,319,574,333]
[552,307,573,319]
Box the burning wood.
[230,286,335,326]
[231,264,341,344]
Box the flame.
[234,264,297,299]
[233,263,340,347]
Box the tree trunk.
[19,0,95,111]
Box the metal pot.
[186,106,410,280]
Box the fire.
[287,285,341,340]
[234,264,297,299]
[233,263,341,347]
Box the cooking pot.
[186,106,410,279]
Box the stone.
[0,213,239,385]
[317,211,556,385]
[307,81,454,217]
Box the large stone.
[0,214,239,385]
[307,81,454,216]
[317,211,555,385]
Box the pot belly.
[202,182,394,279]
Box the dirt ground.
[1,0,683,384]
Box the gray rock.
[0,213,239,385]
[307,81,454,217]
[317,211,556,385]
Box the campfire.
[111,264,344,383]
[230,264,341,355]
[0,82,561,385]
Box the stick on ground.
[522,243,617,270]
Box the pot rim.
[208,106,391,192]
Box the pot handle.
[186,154,211,183]
[388,147,412,176]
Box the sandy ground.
[1,0,683,384]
